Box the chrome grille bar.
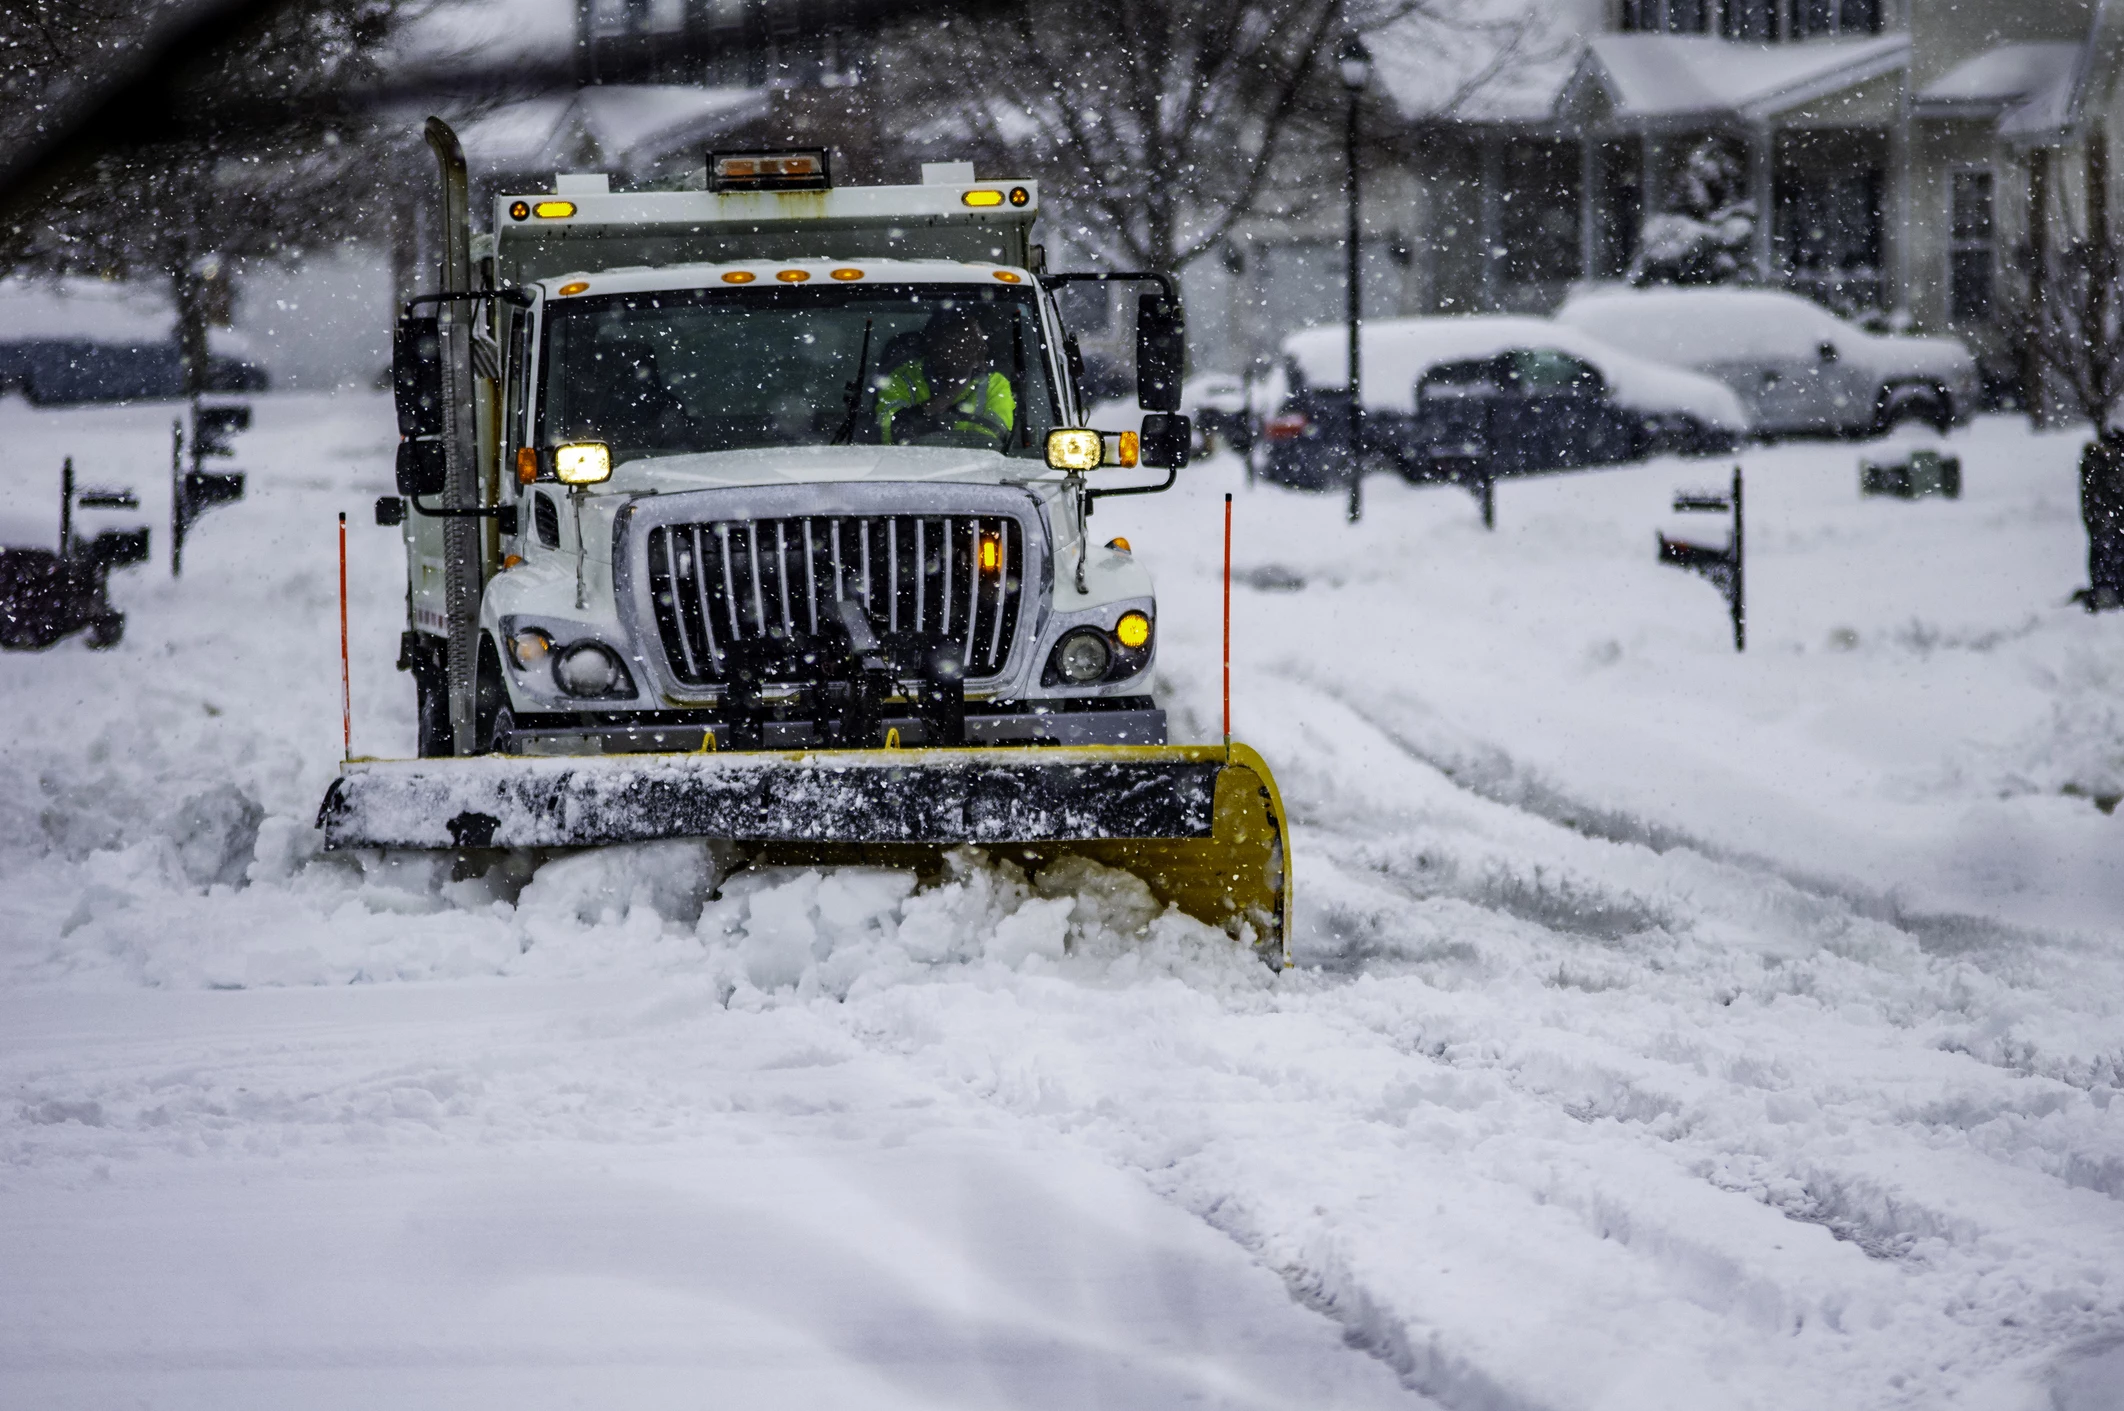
[647,512,1023,687]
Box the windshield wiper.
[831,318,874,446]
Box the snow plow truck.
[319,121,1292,964]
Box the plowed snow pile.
[2,391,2121,1411]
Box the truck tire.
[474,638,511,755]
[414,673,453,757]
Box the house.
[1203,0,2124,398]
[1400,0,2124,395]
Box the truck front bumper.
[501,705,1166,756]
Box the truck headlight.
[554,442,611,485]
[1051,628,1112,684]
[506,628,553,669]
[554,642,631,697]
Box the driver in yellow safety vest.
[876,310,1016,447]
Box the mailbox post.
[171,401,249,576]
[1658,466,1744,652]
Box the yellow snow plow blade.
[318,743,1292,964]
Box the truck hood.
[605,445,1059,496]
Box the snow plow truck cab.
[320,126,1292,964]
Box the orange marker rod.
[338,511,351,762]
[1222,492,1232,751]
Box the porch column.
[1888,93,1912,319]
[1751,124,1774,283]
[1580,130,1599,282]
[1479,134,1502,309]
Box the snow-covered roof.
[1402,28,1911,128]
[1570,33,1909,123]
[1916,41,2085,140]
[459,85,769,181]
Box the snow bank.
[1279,314,1750,429]
[5,391,2124,1410]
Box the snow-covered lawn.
[2,392,2121,1410]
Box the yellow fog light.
[1046,428,1102,471]
[1114,612,1151,649]
[979,532,1002,573]
[1115,429,1139,468]
[554,442,611,485]
[533,200,576,219]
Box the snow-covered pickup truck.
[1557,286,1981,439]
[329,132,1295,963]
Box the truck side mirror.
[396,439,447,497]
[1136,294,1183,412]
[1140,412,1192,469]
[394,315,446,440]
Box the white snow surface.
[1277,315,1751,430]
[4,392,2124,1410]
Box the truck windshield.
[539,283,1059,461]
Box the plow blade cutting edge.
[318,743,1292,964]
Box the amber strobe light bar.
[709,149,833,192]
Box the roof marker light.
[508,201,531,221]
[962,189,1005,207]
[776,269,811,282]
[556,280,589,296]
[533,200,576,219]
[830,267,864,281]
[993,270,1023,284]
[722,271,756,284]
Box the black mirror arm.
[1085,467,1178,507]
[1035,270,1179,302]
[410,496,518,534]
[402,288,534,316]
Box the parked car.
[0,277,268,405]
[1257,316,1748,490]
[1182,371,1252,455]
[0,340,267,404]
[1555,286,1980,439]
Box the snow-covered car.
[1257,315,1749,489]
[1555,286,1980,439]
[0,277,267,405]
[1182,371,1251,455]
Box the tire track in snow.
[1034,668,2124,1409]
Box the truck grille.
[645,514,1025,686]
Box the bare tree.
[2024,133,2124,608]
[1,0,445,393]
[877,0,1537,276]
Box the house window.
[1500,140,1584,284]
[1722,0,1776,40]
[1621,0,1710,33]
[1790,0,1881,36]
[1949,170,1994,321]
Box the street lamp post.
[1339,31,1371,524]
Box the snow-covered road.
[3,392,2121,1410]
